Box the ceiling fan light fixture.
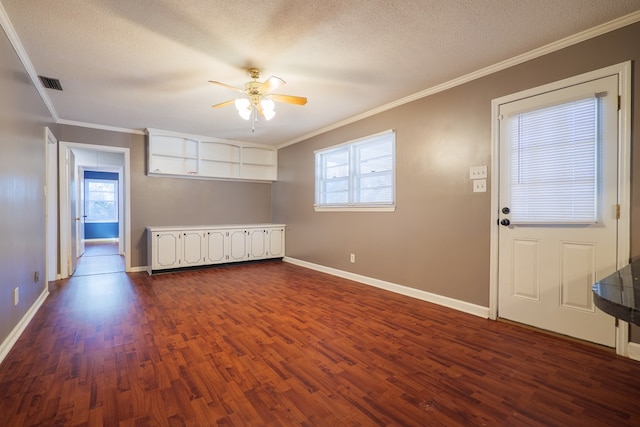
[235,98,252,120]
[261,98,276,120]
[261,98,275,112]
[238,109,252,120]
[263,109,275,121]
[210,69,306,126]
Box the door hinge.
[616,204,621,219]
[618,95,621,111]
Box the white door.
[78,171,86,257]
[498,75,618,347]
[46,128,58,282]
[69,150,78,275]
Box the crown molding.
[278,10,640,149]
[57,119,145,135]
[0,2,59,122]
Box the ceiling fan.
[209,68,307,126]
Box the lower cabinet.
[147,224,285,274]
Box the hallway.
[73,241,124,276]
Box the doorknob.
[500,218,511,226]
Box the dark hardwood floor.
[1,259,640,426]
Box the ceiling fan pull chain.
[252,108,256,132]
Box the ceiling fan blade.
[211,99,236,109]
[208,80,245,94]
[261,76,286,94]
[271,94,307,106]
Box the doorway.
[489,62,631,354]
[59,142,131,278]
[73,241,124,276]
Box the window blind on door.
[509,96,598,224]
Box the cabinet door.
[205,230,228,264]
[248,229,267,259]
[182,231,204,266]
[153,231,181,269]
[267,228,285,258]
[229,229,249,262]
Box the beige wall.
[0,26,55,344]
[2,16,638,349]
[273,23,640,313]
[58,126,273,268]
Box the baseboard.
[85,238,118,243]
[0,287,49,366]
[129,266,148,273]
[628,342,640,361]
[283,257,489,318]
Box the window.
[508,96,599,223]
[85,179,118,222]
[315,130,395,211]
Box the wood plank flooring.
[73,241,124,277]
[1,260,640,426]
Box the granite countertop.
[593,262,640,326]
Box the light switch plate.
[469,165,487,179]
[473,179,487,192]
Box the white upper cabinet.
[148,135,199,176]
[242,147,278,181]
[200,141,241,179]
[147,129,277,181]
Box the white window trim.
[314,205,396,213]
[314,129,396,212]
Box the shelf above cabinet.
[147,128,278,182]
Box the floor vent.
[38,76,63,91]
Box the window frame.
[84,178,119,223]
[314,129,396,212]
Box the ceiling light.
[234,98,251,120]
[210,69,307,131]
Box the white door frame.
[59,141,131,277]
[45,127,58,282]
[80,165,124,253]
[489,61,632,356]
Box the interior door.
[498,75,618,347]
[78,170,86,257]
[69,150,78,275]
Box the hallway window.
[85,179,118,222]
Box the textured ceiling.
[2,0,640,146]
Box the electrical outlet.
[13,287,19,306]
[473,179,487,192]
[469,165,488,179]
[350,253,355,263]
